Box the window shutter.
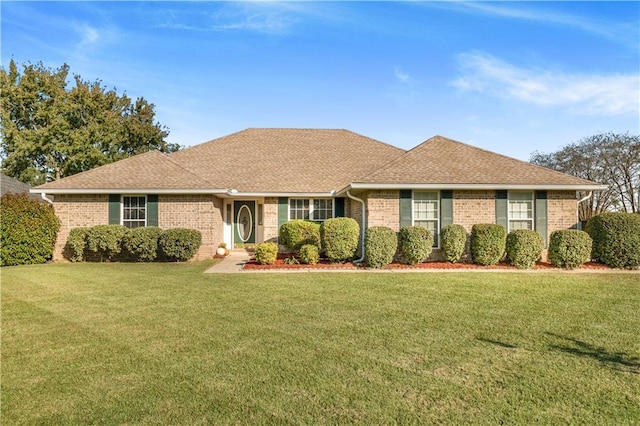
[108,194,120,225]
[535,191,548,248]
[147,194,159,227]
[334,197,345,217]
[399,190,412,227]
[495,190,508,230]
[440,190,453,228]
[278,197,288,232]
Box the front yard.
[2,262,639,424]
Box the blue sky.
[2,1,638,161]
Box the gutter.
[40,192,54,204]
[346,190,366,264]
[576,191,593,230]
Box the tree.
[530,133,640,221]
[0,60,179,185]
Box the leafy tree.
[0,60,179,185]
[530,133,639,221]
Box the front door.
[234,201,256,244]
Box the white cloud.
[452,51,639,116]
[394,67,411,84]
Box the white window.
[123,196,146,228]
[413,191,439,247]
[289,198,334,221]
[508,192,534,231]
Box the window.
[508,192,534,231]
[289,198,333,221]
[413,191,439,247]
[123,196,146,228]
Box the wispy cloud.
[394,67,411,84]
[452,51,639,116]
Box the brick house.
[31,128,606,261]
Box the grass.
[2,262,639,424]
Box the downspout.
[346,190,366,264]
[40,192,54,204]
[576,191,592,230]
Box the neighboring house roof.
[349,135,603,191]
[1,174,40,199]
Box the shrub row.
[586,212,640,269]
[66,225,201,262]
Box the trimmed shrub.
[299,244,320,265]
[255,242,278,265]
[86,225,128,262]
[279,220,321,252]
[122,226,162,262]
[548,230,592,269]
[441,224,467,263]
[398,226,434,265]
[470,224,506,266]
[320,217,360,262]
[365,226,398,268]
[159,228,202,262]
[0,193,60,266]
[586,212,640,269]
[66,227,88,262]
[505,229,543,269]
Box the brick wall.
[547,191,578,237]
[365,190,400,231]
[263,197,279,243]
[453,190,496,232]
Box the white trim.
[288,197,335,221]
[228,191,337,197]
[30,188,228,195]
[121,195,147,228]
[341,183,609,192]
[507,191,534,233]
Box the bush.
[365,226,398,268]
[470,224,506,266]
[505,229,543,269]
[279,220,321,252]
[86,225,128,262]
[299,244,320,265]
[548,230,592,269]
[122,227,162,262]
[398,226,433,265]
[320,217,360,262]
[159,228,202,262]
[441,224,467,263]
[255,242,278,265]
[0,193,60,266]
[66,227,88,262]
[586,212,640,269]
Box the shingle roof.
[170,128,405,193]
[356,135,600,187]
[34,150,217,191]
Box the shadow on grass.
[476,337,519,349]
[545,332,639,374]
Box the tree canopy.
[530,133,640,220]
[0,60,179,185]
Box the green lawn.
[2,262,639,424]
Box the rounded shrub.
[398,226,433,265]
[86,225,128,262]
[586,212,640,269]
[279,220,321,252]
[365,226,398,268]
[505,229,543,269]
[441,224,467,263]
[0,193,60,266]
[159,228,202,262]
[320,217,360,262]
[122,226,162,262]
[66,227,88,262]
[299,244,320,265]
[548,229,592,269]
[255,242,278,265]
[470,224,506,266]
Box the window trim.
[288,198,335,222]
[411,190,440,248]
[121,195,147,228]
[507,191,534,232]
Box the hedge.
[441,224,467,263]
[255,242,278,265]
[321,217,360,262]
[586,212,640,269]
[159,228,202,262]
[398,226,433,265]
[505,229,543,269]
[66,227,89,262]
[299,244,320,265]
[548,230,592,269]
[0,193,60,266]
[122,227,162,262]
[470,224,506,266]
[85,225,128,262]
[279,220,321,252]
[365,226,397,268]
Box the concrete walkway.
[204,250,252,273]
